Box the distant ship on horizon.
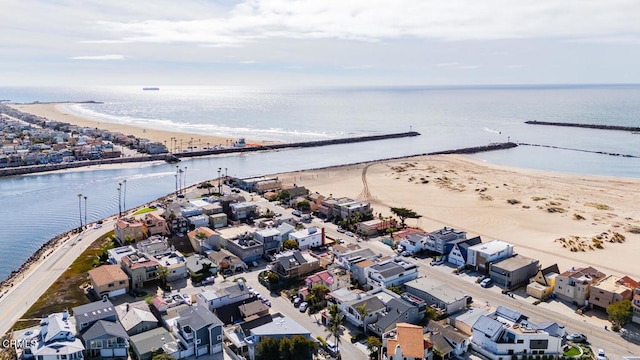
[142,87,160,91]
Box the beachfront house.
[466,239,515,273]
[188,226,221,253]
[88,264,130,299]
[633,286,640,325]
[488,255,540,289]
[120,252,159,289]
[588,275,638,310]
[115,301,159,336]
[114,218,146,244]
[471,306,564,360]
[271,250,320,280]
[553,266,606,305]
[173,306,224,357]
[80,320,130,358]
[404,277,471,317]
[365,256,419,289]
[367,298,422,336]
[424,227,467,255]
[21,311,85,360]
[424,320,470,359]
[447,236,482,267]
[196,281,252,311]
[526,264,560,300]
[398,231,429,255]
[73,299,117,334]
[288,226,324,249]
[129,327,180,360]
[142,212,169,236]
[382,323,433,360]
[245,314,312,360]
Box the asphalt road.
[0,219,117,336]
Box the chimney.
[321,227,325,246]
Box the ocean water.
[1,84,639,281]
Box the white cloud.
[91,0,640,46]
[70,54,126,60]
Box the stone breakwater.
[0,132,421,178]
[525,120,640,132]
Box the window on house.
[517,340,524,344]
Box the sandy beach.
[277,155,640,278]
[8,103,271,149]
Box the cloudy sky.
[2,0,640,86]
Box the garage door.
[108,288,127,298]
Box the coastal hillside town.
[5,175,640,360]
[0,104,169,168]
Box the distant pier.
[525,120,640,132]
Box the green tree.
[157,265,170,289]
[283,239,299,250]
[151,353,175,360]
[386,284,403,295]
[297,200,311,211]
[256,337,280,360]
[279,337,294,360]
[607,299,633,327]
[278,190,291,202]
[365,336,382,359]
[424,307,439,321]
[267,272,280,287]
[325,304,344,354]
[390,207,422,228]
[291,335,317,360]
[151,352,175,360]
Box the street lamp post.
[118,183,122,217]
[183,167,188,194]
[83,195,88,228]
[218,168,222,195]
[175,174,178,196]
[77,193,83,229]
[123,179,127,215]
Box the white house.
[21,311,85,360]
[289,227,324,249]
[365,257,419,288]
[466,240,515,273]
[471,306,563,360]
[399,232,429,255]
[195,281,252,311]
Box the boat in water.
[142,87,160,91]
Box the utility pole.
[83,195,88,228]
[175,174,178,196]
[183,167,188,194]
[218,168,222,195]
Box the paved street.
[0,219,117,336]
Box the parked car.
[345,231,354,237]
[337,238,345,244]
[480,278,493,288]
[93,224,102,230]
[596,349,607,360]
[401,251,411,257]
[293,297,302,307]
[263,300,271,307]
[430,258,444,266]
[337,227,345,233]
[299,302,308,312]
[292,210,302,216]
[566,333,587,343]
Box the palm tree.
[325,304,344,354]
[122,179,127,214]
[77,193,83,229]
[356,303,370,333]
